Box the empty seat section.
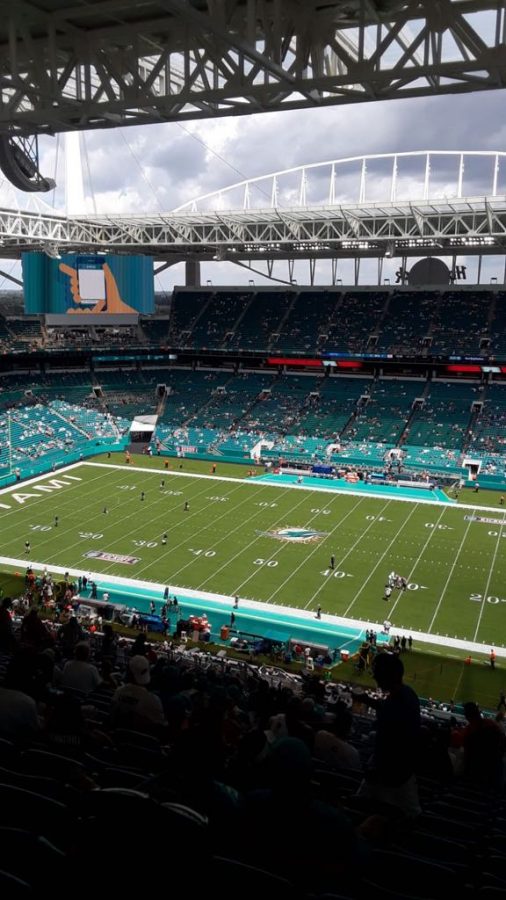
[229,291,294,351]
[403,381,477,450]
[322,291,386,353]
[376,291,438,354]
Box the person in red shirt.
[452,702,505,789]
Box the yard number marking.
[470,593,506,604]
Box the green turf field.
[0,456,505,649]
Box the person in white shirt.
[314,704,362,771]
[59,642,102,695]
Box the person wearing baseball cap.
[112,655,165,732]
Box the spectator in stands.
[452,701,506,789]
[0,596,16,652]
[265,696,314,750]
[314,701,362,771]
[20,607,53,651]
[130,632,148,656]
[354,652,421,817]
[59,614,84,658]
[239,737,365,890]
[0,656,40,740]
[59,641,102,696]
[100,623,118,666]
[111,655,165,733]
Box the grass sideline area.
[1,568,503,710]
[444,486,506,507]
[93,451,264,479]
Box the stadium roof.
[0,151,504,265]
[1,1,505,135]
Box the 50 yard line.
[268,494,366,604]
[197,488,324,592]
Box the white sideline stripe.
[472,513,506,642]
[1,554,504,658]
[81,462,506,513]
[427,517,474,633]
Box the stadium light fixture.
[43,244,61,260]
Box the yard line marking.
[303,500,394,610]
[427,517,474,633]
[228,493,362,598]
[198,488,326,591]
[0,467,139,558]
[134,482,282,580]
[472,513,506,642]
[268,496,366,604]
[48,474,254,572]
[1,466,208,560]
[387,505,448,621]
[342,503,420,618]
[19,468,225,566]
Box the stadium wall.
[0,438,128,488]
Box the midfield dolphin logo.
[256,526,328,543]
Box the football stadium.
[0,2,505,897]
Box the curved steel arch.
[174,151,506,212]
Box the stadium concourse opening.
[129,414,157,449]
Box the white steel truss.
[1,1,506,135]
[0,195,504,261]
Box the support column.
[185,260,201,287]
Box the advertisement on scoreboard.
[22,251,154,323]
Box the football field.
[1,458,505,649]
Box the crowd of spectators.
[0,581,504,897]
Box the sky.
[1,82,506,293]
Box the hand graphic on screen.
[59,262,136,314]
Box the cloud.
[3,85,506,290]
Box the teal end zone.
[256,472,455,504]
[82,580,386,657]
